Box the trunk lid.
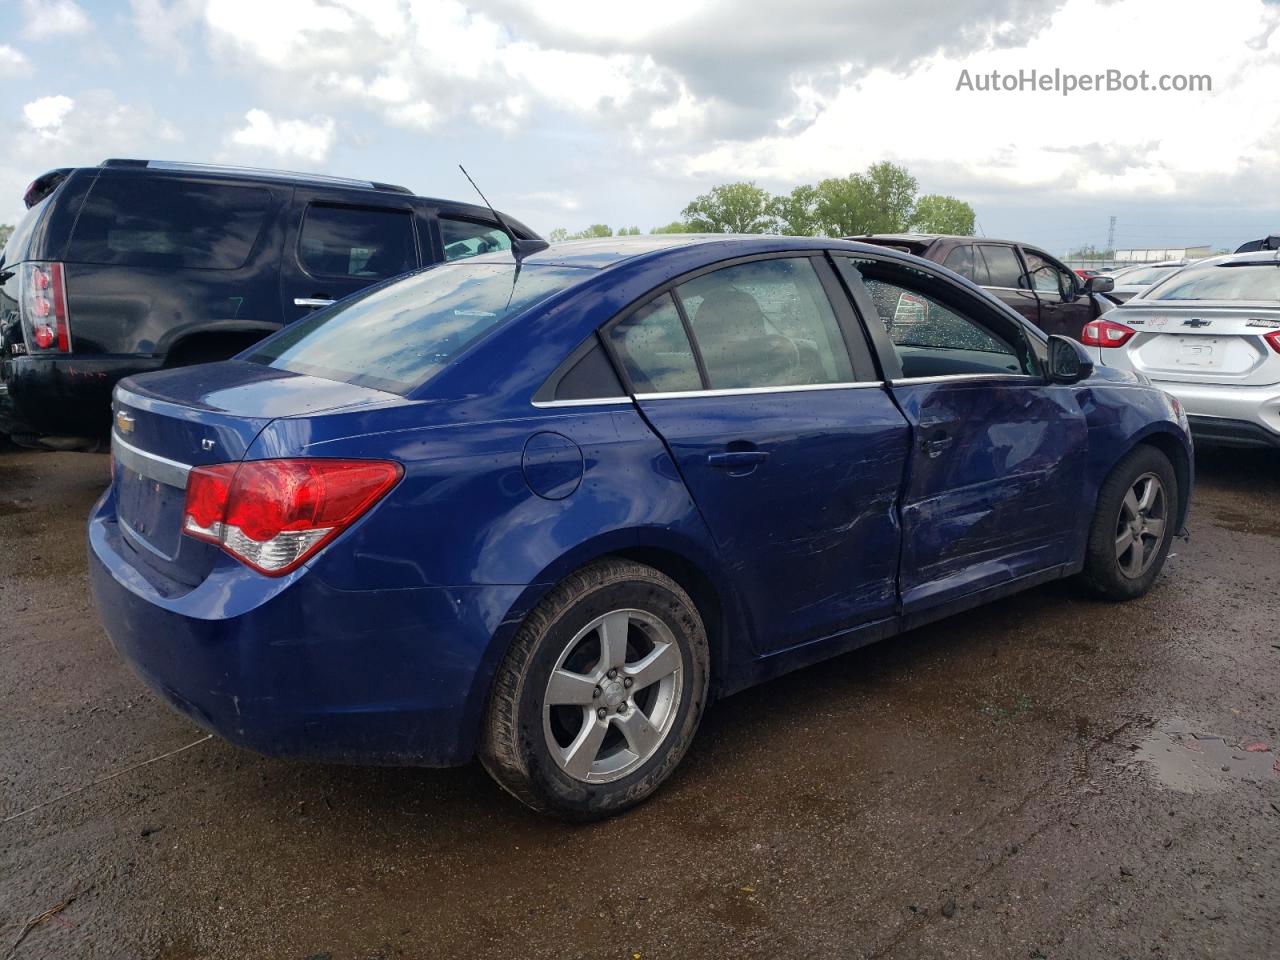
[1110,302,1280,386]
[111,359,401,584]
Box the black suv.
[850,234,1112,339]
[0,159,538,448]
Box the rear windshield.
[1146,262,1280,302]
[1116,265,1179,285]
[66,176,270,270]
[245,262,584,394]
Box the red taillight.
[1265,330,1280,355]
[21,261,71,353]
[1080,319,1136,348]
[182,459,402,576]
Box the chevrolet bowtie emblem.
[1182,318,1212,328]
[115,410,135,435]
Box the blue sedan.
[88,235,1193,819]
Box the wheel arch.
[1129,426,1193,535]
[459,528,747,759]
[160,322,280,365]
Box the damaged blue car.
[88,235,1192,819]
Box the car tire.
[1081,445,1178,601]
[479,558,709,821]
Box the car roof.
[78,160,536,236]
[99,158,415,195]
[468,234,896,271]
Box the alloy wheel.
[542,608,684,783]
[1115,471,1168,579]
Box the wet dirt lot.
[1,444,1277,960]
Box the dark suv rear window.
[66,176,270,270]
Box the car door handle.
[707,451,770,468]
[294,297,335,308]
[920,434,954,458]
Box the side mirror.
[1046,334,1095,384]
[1085,275,1114,294]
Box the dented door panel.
[891,376,1088,613]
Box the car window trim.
[294,198,421,282]
[598,251,879,400]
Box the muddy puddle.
[1125,718,1279,792]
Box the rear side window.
[440,217,512,261]
[67,177,269,270]
[977,244,1025,288]
[607,293,701,393]
[299,204,416,279]
[677,257,854,390]
[942,244,974,280]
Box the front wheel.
[480,559,709,820]
[1082,445,1178,600]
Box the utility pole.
[1106,215,1117,254]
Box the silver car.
[1085,250,1280,447]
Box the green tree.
[768,184,820,236]
[651,220,694,234]
[910,194,976,235]
[814,162,918,236]
[566,224,613,240]
[0,224,12,250]
[547,227,570,242]
[617,226,641,236]
[681,182,775,234]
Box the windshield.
[1145,262,1280,302]
[245,262,585,394]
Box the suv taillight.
[20,262,71,352]
[1080,319,1136,348]
[182,458,402,576]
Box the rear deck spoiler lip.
[23,168,73,208]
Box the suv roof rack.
[99,159,413,195]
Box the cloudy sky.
[5,0,1280,254]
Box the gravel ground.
[1,443,1277,960]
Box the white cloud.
[227,108,336,163]
[23,95,75,139]
[129,0,205,68]
[0,44,29,75]
[667,0,1280,209]
[22,0,90,39]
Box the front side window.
[299,204,416,279]
[67,177,270,270]
[607,293,701,393]
[676,258,854,390]
[1023,249,1073,298]
[977,244,1026,289]
[845,259,1036,379]
[440,218,512,261]
[245,262,580,394]
[1146,262,1280,301]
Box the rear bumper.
[0,354,163,439]
[1150,379,1280,447]
[87,488,525,766]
